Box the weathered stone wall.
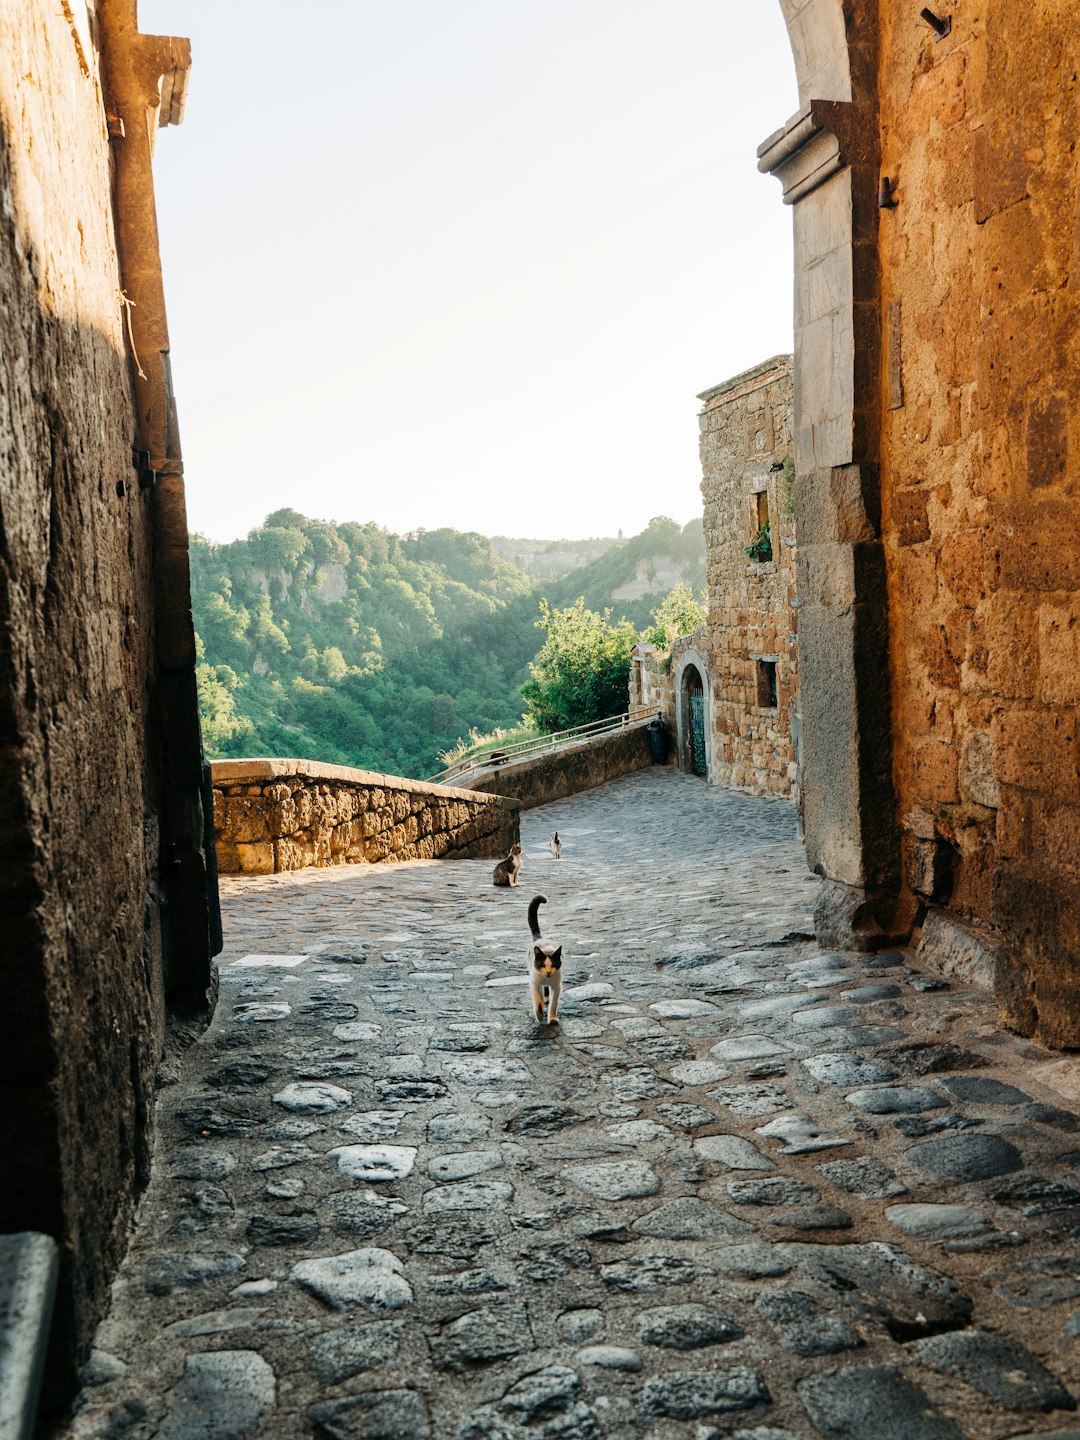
[698,357,798,797]
[877,0,1080,1045]
[0,0,212,1393]
[213,761,518,873]
[464,721,655,810]
[631,645,676,741]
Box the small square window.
[756,658,778,709]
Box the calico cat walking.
[492,843,522,887]
[527,894,562,1024]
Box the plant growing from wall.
[745,521,773,563]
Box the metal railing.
[429,707,658,786]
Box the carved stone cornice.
[757,99,870,205]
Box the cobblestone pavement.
[65,769,1080,1440]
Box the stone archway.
[759,0,900,949]
[675,650,711,780]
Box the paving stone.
[290,1248,413,1312]
[246,1212,319,1246]
[639,1369,770,1420]
[600,1255,710,1292]
[632,1197,754,1240]
[792,1005,863,1030]
[670,1060,731,1085]
[505,1105,586,1137]
[328,1145,417,1182]
[601,1065,677,1101]
[806,1054,898,1082]
[309,1391,430,1439]
[251,1143,317,1171]
[754,1291,863,1356]
[739,993,824,1021]
[565,983,616,1001]
[824,1025,907,1048]
[710,1036,791,1062]
[770,1206,853,1232]
[427,1149,504,1182]
[1015,1103,1080,1132]
[309,1322,402,1384]
[839,983,905,1003]
[339,1111,405,1141]
[576,1345,642,1370]
[430,1301,530,1371]
[441,1056,532,1086]
[605,1119,673,1143]
[885,1204,996,1242]
[422,1181,514,1213]
[888,1042,989,1075]
[755,1115,852,1154]
[177,1102,258,1139]
[377,1079,448,1103]
[694,1135,773,1170]
[169,1148,238,1182]
[816,1156,908,1198]
[631,1033,694,1062]
[558,1308,605,1343]
[913,1330,1074,1412]
[728,1178,818,1207]
[428,1113,491,1143]
[144,1252,247,1296]
[846,1084,947,1115]
[995,1258,1080,1309]
[909,1133,1024,1181]
[163,1308,268,1338]
[657,1102,716,1130]
[940,1075,1032,1105]
[730,1430,802,1440]
[993,1176,1080,1217]
[778,1242,973,1338]
[635,1304,744,1350]
[84,1350,127,1384]
[798,1366,965,1440]
[649,999,720,1018]
[261,1118,322,1141]
[324,1191,407,1239]
[713,1083,792,1117]
[711,1244,793,1278]
[564,1160,660,1201]
[206,1061,275,1090]
[429,1034,489,1052]
[157,1351,275,1440]
[427,1268,509,1295]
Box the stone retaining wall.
[212,760,518,874]
[462,720,654,810]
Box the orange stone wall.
[878,0,1080,1042]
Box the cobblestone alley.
[65,770,1080,1440]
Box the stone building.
[762,0,1080,1045]
[630,357,797,802]
[698,356,798,797]
[1,0,215,1393]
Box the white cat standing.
[527,895,562,1025]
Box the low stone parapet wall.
[462,719,654,810]
[212,759,518,875]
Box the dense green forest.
[192,510,704,779]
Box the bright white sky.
[140,2,799,543]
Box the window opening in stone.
[755,490,770,532]
[756,658,778,710]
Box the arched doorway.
[676,651,710,779]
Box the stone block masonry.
[212,760,518,873]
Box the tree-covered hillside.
[191,511,704,779]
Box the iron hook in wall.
[878,176,899,209]
[920,8,952,39]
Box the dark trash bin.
[646,718,668,764]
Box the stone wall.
[0,0,212,1393]
[765,0,1080,1044]
[698,358,798,797]
[213,761,518,873]
[463,720,655,810]
[877,0,1080,1045]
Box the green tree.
[641,583,707,648]
[521,598,636,733]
